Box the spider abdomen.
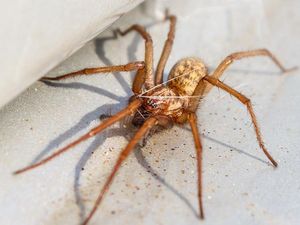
[168,57,207,96]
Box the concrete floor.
[0,1,299,225]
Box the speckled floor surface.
[0,1,299,225]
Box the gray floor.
[0,1,299,225]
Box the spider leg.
[155,12,177,85]
[203,75,277,167]
[117,25,154,90]
[82,117,157,225]
[188,113,204,219]
[211,49,296,80]
[188,49,296,113]
[132,66,146,94]
[41,61,144,80]
[13,99,142,175]
[201,49,297,99]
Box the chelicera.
[14,12,296,225]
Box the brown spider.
[14,13,296,225]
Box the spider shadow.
[74,33,139,221]
[25,32,134,222]
[131,125,272,221]
[182,126,271,166]
[30,81,126,165]
[94,32,133,94]
[207,66,284,77]
[31,32,130,164]
[203,134,271,166]
[133,145,200,218]
[31,78,130,222]
[74,126,130,221]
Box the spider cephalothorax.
[14,12,295,225]
[133,85,188,127]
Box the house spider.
[14,12,296,225]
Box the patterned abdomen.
[167,57,207,96]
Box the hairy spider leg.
[188,113,205,219]
[212,49,296,79]
[189,48,297,112]
[203,75,277,167]
[207,49,297,96]
[13,99,142,175]
[82,117,157,225]
[117,24,154,90]
[155,13,177,85]
[41,62,145,94]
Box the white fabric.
[0,0,143,108]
